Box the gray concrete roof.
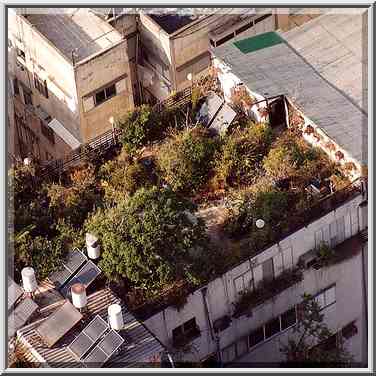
[26,9,123,63]
[17,288,166,367]
[213,12,368,165]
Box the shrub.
[117,105,163,155]
[157,127,219,193]
[215,122,273,188]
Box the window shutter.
[234,276,244,296]
[336,217,345,244]
[83,96,95,112]
[273,253,283,277]
[262,258,274,282]
[253,264,263,288]
[314,229,323,248]
[243,270,253,290]
[115,78,127,94]
[282,247,293,270]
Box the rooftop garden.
[9,80,358,315]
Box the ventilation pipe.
[21,267,37,293]
[71,283,87,310]
[108,304,124,330]
[86,233,100,260]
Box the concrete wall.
[8,10,79,159]
[74,40,134,142]
[143,194,366,363]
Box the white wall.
[143,193,365,363]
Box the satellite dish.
[255,219,265,229]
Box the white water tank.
[86,233,100,260]
[23,157,32,166]
[108,304,124,330]
[21,267,37,293]
[71,283,87,309]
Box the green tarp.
[234,32,284,54]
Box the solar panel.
[8,277,24,310]
[36,300,82,347]
[8,298,38,338]
[83,330,124,367]
[68,332,94,360]
[49,250,87,288]
[60,261,101,298]
[68,316,109,360]
[83,316,108,341]
[97,330,124,356]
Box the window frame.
[34,74,48,98]
[172,317,200,347]
[22,87,33,106]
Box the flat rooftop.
[25,9,123,63]
[213,11,368,165]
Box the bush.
[117,105,163,155]
[157,127,219,193]
[85,187,215,296]
[215,122,273,188]
[99,152,153,204]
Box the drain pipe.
[201,287,222,367]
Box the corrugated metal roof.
[17,288,166,368]
[213,12,368,165]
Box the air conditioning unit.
[298,249,319,269]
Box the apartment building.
[133,11,368,366]
[8,8,135,161]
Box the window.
[172,318,200,347]
[94,83,117,106]
[221,343,236,363]
[314,285,336,311]
[13,78,19,95]
[16,47,26,61]
[40,120,55,145]
[248,327,265,349]
[22,88,33,106]
[281,307,297,330]
[262,258,274,282]
[236,337,248,357]
[234,270,253,296]
[34,74,48,98]
[265,317,281,339]
[341,321,357,339]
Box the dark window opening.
[17,47,26,61]
[341,321,358,340]
[95,83,117,106]
[13,78,19,95]
[248,327,264,348]
[40,120,55,145]
[172,318,200,347]
[281,307,297,330]
[254,14,272,25]
[209,39,216,47]
[34,74,48,98]
[23,89,33,106]
[265,317,280,339]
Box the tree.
[280,293,353,367]
[157,127,218,194]
[85,187,215,296]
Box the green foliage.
[315,242,336,267]
[117,105,163,155]
[46,163,100,228]
[85,187,214,296]
[280,293,353,366]
[214,122,274,188]
[157,127,219,194]
[99,151,153,204]
[224,187,291,239]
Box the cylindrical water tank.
[21,267,37,293]
[71,283,87,309]
[23,157,31,166]
[108,304,124,330]
[86,233,100,260]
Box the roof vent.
[108,304,124,331]
[86,233,100,260]
[21,267,37,293]
[71,283,87,309]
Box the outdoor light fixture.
[255,219,265,229]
